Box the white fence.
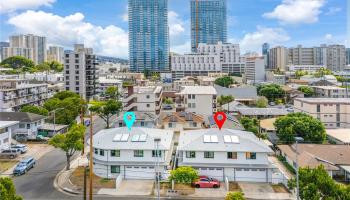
[115,174,123,190]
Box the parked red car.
[193,176,220,188]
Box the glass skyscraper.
[128,0,169,72]
[191,0,227,52]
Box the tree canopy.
[20,105,48,116]
[288,165,350,200]
[163,98,174,104]
[295,70,308,79]
[255,96,268,108]
[0,177,23,200]
[215,76,234,88]
[43,91,85,125]
[0,56,34,69]
[49,124,86,170]
[169,166,199,184]
[257,84,285,102]
[314,67,333,78]
[217,95,234,106]
[89,100,122,128]
[274,112,326,144]
[105,86,119,100]
[297,86,314,97]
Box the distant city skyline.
[0,0,347,58]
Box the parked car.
[163,105,173,110]
[0,149,20,159]
[269,102,276,106]
[11,144,27,154]
[193,176,220,188]
[13,157,36,176]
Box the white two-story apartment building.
[177,128,274,182]
[0,121,19,151]
[122,86,163,114]
[294,98,350,128]
[176,86,217,116]
[92,127,174,179]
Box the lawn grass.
[70,166,115,192]
[0,160,18,173]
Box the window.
[111,165,120,173]
[94,148,98,154]
[99,149,104,156]
[192,122,197,127]
[27,124,30,129]
[188,94,191,99]
[227,152,237,159]
[204,151,214,159]
[140,121,145,127]
[134,150,144,157]
[146,95,150,99]
[336,104,340,112]
[110,150,120,157]
[186,151,196,158]
[168,123,173,128]
[317,104,320,112]
[192,94,195,99]
[19,124,25,128]
[246,152,256,160]
[146,104,150,108]
[152,150,162,157]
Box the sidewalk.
[54,146,90,195]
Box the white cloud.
[263,0,325,25]
[325,7,342,16]
[238,26,290,54]
[0,0,55,13]
[168,11,185,36]
[8,10,129,58]
[121,6,128,22]
[325,34,333,40]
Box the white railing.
[115,174,123,190]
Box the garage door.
[125,166,156,180]
[235,168,267,182]
[196,167,224,181]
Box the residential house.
[177,128,274,182]
[312,86,348,98]
[92,127,173,179]
[236,107,288,119]
[176,86,217,116]
[160,112,205,131]
[38,123,69,137]
[115,112,157,128]
[278,144,350,179]
[0,112,46,140]
[260,118,278,144]
[294,98,350,128]
[206,114,243,130]
[326,129,350,145]
[0,121,19,151]
[214,85,258,105]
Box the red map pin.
[213,112,227,130]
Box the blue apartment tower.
[128,0,169,72]
[191,0,227,52]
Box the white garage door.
[125,166,156,180]
[235,168,267,182]
[196,167,224,181]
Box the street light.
[294,136,304,200]
[49,108,64,135]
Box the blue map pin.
[123,112,136,130]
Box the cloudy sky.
[0,0,347,59]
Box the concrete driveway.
[239,183,294,200]
[98,180,154,196]
[189,185,227,198]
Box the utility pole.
[83,166,87,200]
[81,106,85,155]
[295,137,304,200]
[89,112,93,200]
[154,138,161,200]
